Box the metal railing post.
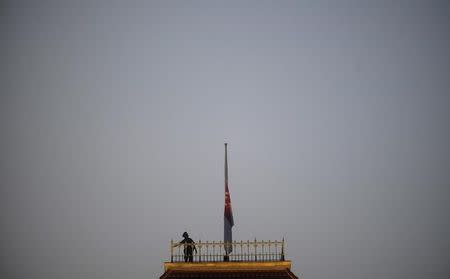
[206,240,209,262]
[212,241,216,261]
[275,241,278,261]
[262,240,265,261]
[240,240,243,261]
[198,240,202,262]
[170,239,173,263]
[254,238,257,261]
[247,240,250,261]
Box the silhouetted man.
[175,232,197,262]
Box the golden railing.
[170,239,285,262]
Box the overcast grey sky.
[2,1,450,279]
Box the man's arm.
[192,240,197,253]
[173,239,186,248]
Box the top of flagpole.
[224,143,228,184]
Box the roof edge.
[164,261,292,272]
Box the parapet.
[161,239,298,278]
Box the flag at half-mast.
[224,143,234,254]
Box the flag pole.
[223,142,233,261]
[224,143,229,261]
[225,143,228,192]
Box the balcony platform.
[162,261,297,279]
[164,261,292,272]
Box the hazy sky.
[2,1,450,279]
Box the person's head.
[182,232,188,238]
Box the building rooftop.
[160,240,298,279]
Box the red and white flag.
[224,143,234,254]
